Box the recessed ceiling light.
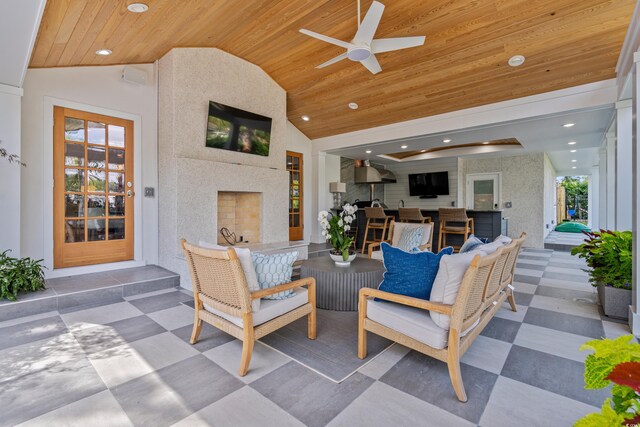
[443,139,451,143]
[96,49,112,56]
[568,141,577,145]
[482,141,490,145]
[508,55,525,67]
[365,150,372,154]
[127,3,149,13]
[570,149,577,153]
[401,145,408,149]
[348,102,359,110]
[420,149,427,153]
[301,115,310,121]
[572,166,577,169]
[571,159,577,162]
[563,123,575,128]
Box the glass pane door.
[473,180,495,210]
[287,151,303,241]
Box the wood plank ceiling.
[30,0,635,139]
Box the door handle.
[127,190,134,198]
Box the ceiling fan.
[299,0,426,75]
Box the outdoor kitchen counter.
[353,209,504,251]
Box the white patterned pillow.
[396,226,424,252]
[198,241,260,312]
[251,251,298,300]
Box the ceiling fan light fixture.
[348,102,359,110]
[347,45,372,61]
[127,3,149,13]
[508,55,525,67]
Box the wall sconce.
[329,182,346,209]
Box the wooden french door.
[287,151,303,241]
[53,107,134,268]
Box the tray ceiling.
[29,0,635,139]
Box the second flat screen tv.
[408,171,450,197]
[206,101,272,156]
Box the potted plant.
[318,203,358,266]
[0,250,46,301]
[571,230,632,319]
[576,335,640,426]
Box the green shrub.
[571,230,632,289]
[0,250,46,301]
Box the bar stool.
[398,208,431,224]
[361,207,393,254]
[346,226,359,250]
[438,208,474,252]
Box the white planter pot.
[329,252,356,267]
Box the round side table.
[300,256,385,311]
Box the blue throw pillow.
[378,243,453,300]
[459,234,485,253]
[251,251,298,300]
[396,226,424,252]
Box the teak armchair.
[182,240,316,376]
[358,247,515,402]
[368,221,434,260]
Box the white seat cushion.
[430,250,484,329]
[199,241,261,312]
[391,222,433,248]
[367,299,449,349]
[204,287,308,327]
[476,241,504,255]
[370,250,384,261]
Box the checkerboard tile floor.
[0,248,631,427]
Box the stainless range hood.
[354,166,397,184]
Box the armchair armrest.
[418,243,432,252]
[250,277,316,300]
[359,287,452,315]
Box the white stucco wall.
[158,48,289,286]
[462,153,546,247]
[20,65,158,272]
[0,86,23,256]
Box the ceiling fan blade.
[299,29,351,49]
[354,1,385,44]
[316,52,348,68]
[360,54,382,74]
[371,36,426,53]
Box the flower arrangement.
[318,203,358,261]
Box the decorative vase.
[329,250,356,267]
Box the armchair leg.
[447,330,467,402]
[508,292,517,312]
[190,304,203,344]
[239,338,254,377]
[358,295,367,359]
[308,306,317,340]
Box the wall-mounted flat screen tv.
[206,101,272,156]
[408,171,450,197]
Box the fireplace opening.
[217,191,262,245]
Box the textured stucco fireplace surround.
[158,48,289,287]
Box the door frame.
[43,97,144,277]
[287,150,304,241]
[465,172,502,210]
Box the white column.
[617,99,633,230]
[598,147,607,230]
[631,52,640,334]
[606,132,617,230]
[311,152,327,243]
[0,84,23,257]
[589,168,598,229]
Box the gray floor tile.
[16,390,133,427]
[1,356,106,426]
[512,291,533,306]
[358,344,411,380]
[328,381,475,427]
[0,310,59,329]
[461,335,512,374]
[112,355,244,427]
[174,386,304,427]
[518,255,551,262]
[479,376,598,427]
[602,320,631,339]
[147,304,194,331]
[109,265,178,284]
[513,274,540,285]
[523,307,605,339]
[529,295,601,320]
[57,287,124,311]
[72,315,166,354]
[542,271,589,283]
[61,301,143,330]
[494,304,528,323]
[0,296,58,322]
[516,262,546,271]
[122,277,179,297]
[47,272,120,294]
[514,323,591,362]
[380,351,498,423]
[0,315,67,351]
[128,290,193,314]
[535,285,597,303]
[510,281,537,294]
[538,277,593,292]
[171,322,235,352]
[500,345,609,406]
[514,268,544,277]
[251,361,374,427]
[480,317,521,343]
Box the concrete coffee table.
[300,256,385,311]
